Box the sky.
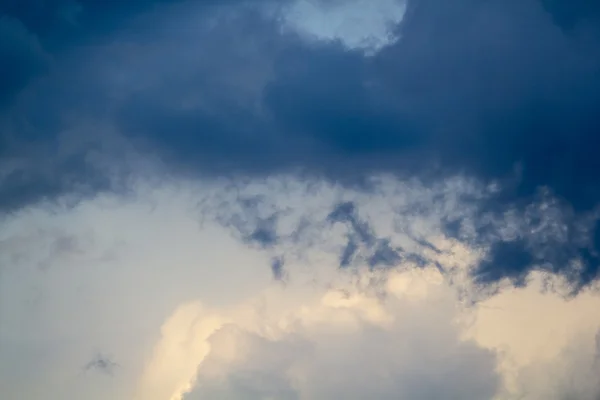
[1,0,600,399]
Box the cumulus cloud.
[181,281,499,400]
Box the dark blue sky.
[2,0,600,289]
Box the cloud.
[203,175,600,290]
[0,178,277,400]
[541,0,600,29]
[2,1,600,398]
[0,15,49,108]
[181,282,500,400]
[276,0,407,54]
[2,0,600,212]
[1,174,600,400]
[84,354,119,376]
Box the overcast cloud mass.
[1,0,600,399]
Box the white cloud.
[1,174,599,400]
[181,266,500,400]
[275,0,407,54]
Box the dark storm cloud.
[0,16,49,108]
[380,0,600,211]
[0,0,158,107]
[437,186,600,292]
[541,0,600,29]
[2,0,600,287]
[113,0,600,211]
[0,0,188,48]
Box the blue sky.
[1,1,600,399]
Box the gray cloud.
[84,354,118,376]
[0,15,49,108]
[2,0,600,211]
[205,175,600,293]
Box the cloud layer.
[2,0,600,208]
[1,174,600,399]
